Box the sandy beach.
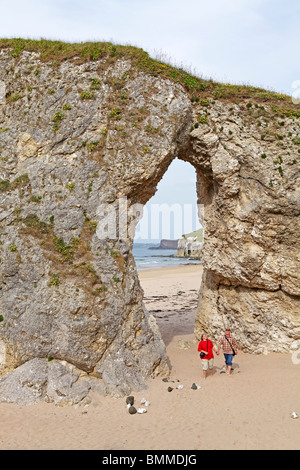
[0,264,299,450]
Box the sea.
[132,242,202,271]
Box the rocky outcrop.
[176,229,203,257]
[188,102,300,352]
[0,41,300,403]
[0,46,183,398]
[0,357,107,406]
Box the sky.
[1,0,299,240]
[134,159,201,242]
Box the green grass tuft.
[0,38,298,112]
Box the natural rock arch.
[0,41,299,402]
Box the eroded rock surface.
[187,102,300,352]
[0,46,300,403]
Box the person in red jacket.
[198,333,218,379]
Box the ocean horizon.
[132,242,202,270]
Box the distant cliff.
[149,239,178,249]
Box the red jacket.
[198,339,214,360]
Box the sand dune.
[0,264,299,450]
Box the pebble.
[137,408,147,414]
[191,383,201,390]
[140,398,150,406]
[128,406,137,414]
[291,412,298,419]
[126,396,134,406]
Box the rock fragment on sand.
[128,406,137,414]
[291,412,298,419]
[167,386,173,392]
[127,397,150,415]
[137,408,147,414]
[140,398,150,406]
[191,383,201,390]
[126,396,134,406]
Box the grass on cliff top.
[0,38,299,113]
[182,228,203,242]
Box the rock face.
[149,239,178,249]
[0,43,300,403]
[188,103,300,353]
[0,358,105,406]
[176,229,203,257]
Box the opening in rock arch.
[132,159,203,345]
